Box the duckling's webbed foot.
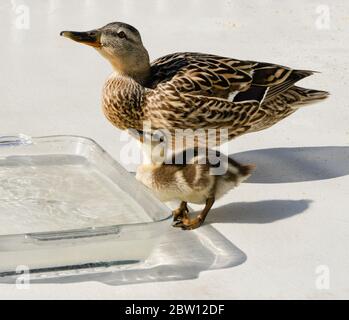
[172,201,189,223]
[173,197,215,230]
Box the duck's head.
[60,22,150,84]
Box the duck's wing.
[145,91,261,146]
[149,52,315,104]
[145,52,326,146]
[149,52,254,100]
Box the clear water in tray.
[0,154,151,235]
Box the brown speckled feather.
[102,52,329,145]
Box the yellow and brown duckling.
[61,22,329,147]
[135,135,254,230]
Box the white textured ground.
[0,0,348,299]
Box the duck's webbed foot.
[172,201,189,224]
[172,215,203,230]
[173,197,215,230]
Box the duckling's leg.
[173,197,215,230]
[172,201,189,222]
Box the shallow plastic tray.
[0,135,172,276]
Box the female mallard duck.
[60,22,329,147]
[136,134,254,230]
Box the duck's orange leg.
[173,197,215,230]
[172,201,189,223]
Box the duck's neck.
[107,50,151,86]
[128,66,151,86]
[110,63,150,86]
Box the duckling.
[61,22,328,149]
[135,134,254,230]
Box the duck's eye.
[117,31,126,39]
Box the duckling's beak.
[60,30,101,48]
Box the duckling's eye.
[117,31,126,39]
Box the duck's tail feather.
[286,86,330,107]
[242,85,329,134]
[234,69,318,104]
[226,157,256,178]
[239,163,256,177]
[264,69,317,101]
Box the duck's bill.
[60,30,101,47]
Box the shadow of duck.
[208,199,311,224]
[231,146,349,183]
